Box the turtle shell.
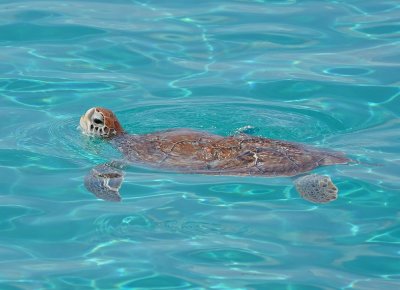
[111,129,349,177]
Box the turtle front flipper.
[84,163,125,202]
[294,174,338,204]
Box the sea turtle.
[79,107,351,203]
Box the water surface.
[0,0,399,289]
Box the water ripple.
[0,0,399,288]
[0,23,105,42]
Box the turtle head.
[79,107,124,138]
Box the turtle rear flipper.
[294,174,338,204]
[84,164,124,202]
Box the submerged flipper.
[294,174,338,204]
[233,125,259,136]
[84,163,125,202]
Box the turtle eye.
[93,118,103,125]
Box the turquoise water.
[0,0,399,289]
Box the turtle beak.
[79,114,89,134]
[79,108,95,135]
[79,115,86,132]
